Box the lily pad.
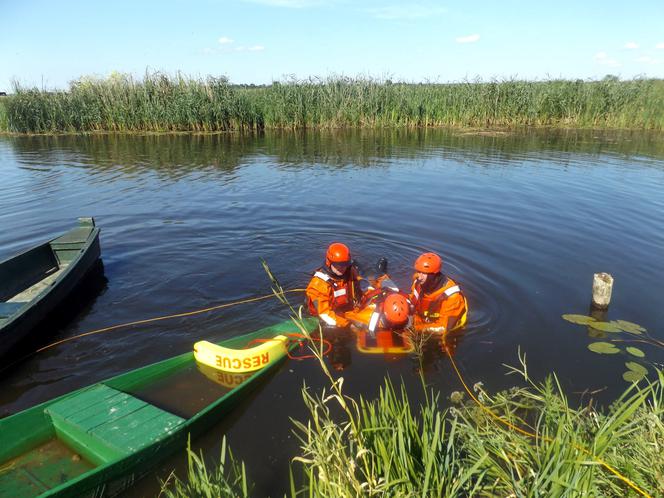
[614,320,646,335]
[623,370,647,383]
[626,347,645,358]
[588,321,622,333]
[625,362,648,376]
[588,342,620,354]
[562,314,597,325]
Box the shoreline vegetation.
[160,360,664,498]
[1,73,664,134]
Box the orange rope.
[3,289,307,372]
[442,339,652,498]
[245,333,332,360]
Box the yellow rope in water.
[443,340,652,498]
[6,289,306,368]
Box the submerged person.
[409,252,467,333]
[346,289,414,354]
[344,256,410,334]
[305,242,363,328]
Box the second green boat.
[0,317,317,498]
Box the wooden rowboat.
[0,318,316,497]
[0,218,101,360]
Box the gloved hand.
[376,257,388,274]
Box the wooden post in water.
[592,272,613,310]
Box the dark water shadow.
[0,260,108,382]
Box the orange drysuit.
[306,266,362,327]
[410,275,467,333]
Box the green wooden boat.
[0,318,316,498]
[0,218,101,360]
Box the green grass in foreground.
[160,359,664,498]
[4,73,664,133]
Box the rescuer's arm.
[414,293,466,333]
[306,278,350,327]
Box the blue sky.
[1,0,663,90]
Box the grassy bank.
[3,73,664,133]
[160,362,664,497]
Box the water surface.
[1,129,663,496]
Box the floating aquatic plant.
[625,362,648,376]
[622,362,649,383]
[613,320,646,335]
[589,321,623,333]
[564,313,659,383]
[588,342,620,354]
[626,347,645,358]
[622,370,646,382]
[562,314,597,325]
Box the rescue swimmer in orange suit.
[305,242,363,328]
[409,252,468,333]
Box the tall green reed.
[0,99,8,132]
[159,436,249,498]
[4,74,664,133]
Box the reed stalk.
[4,73,664,133]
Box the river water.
[1,129,663,496]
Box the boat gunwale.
[0,222,100,330]
[0,318,315,497]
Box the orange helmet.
[325,242,351,267]
[383,293,410,327]
[414,252,442,274]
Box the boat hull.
[0,220,101,360]
[0,318,317,498]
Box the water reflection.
[6,128,664,179]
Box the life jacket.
[411,275,462,323]
[306,266,359,316]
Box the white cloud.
[594,51,620,67]
[247,45,265,51]
[367,4,446,20]
[624,41,639,49]
[456,34,480,44]
[636,55,662,65]
[218,36,234,45]
[656,42,664,49]
[242,0,325,7]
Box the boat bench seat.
[0,302,26,318]
[46,384,185,463]
[51,227,93,249]
[0,244,59,302]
